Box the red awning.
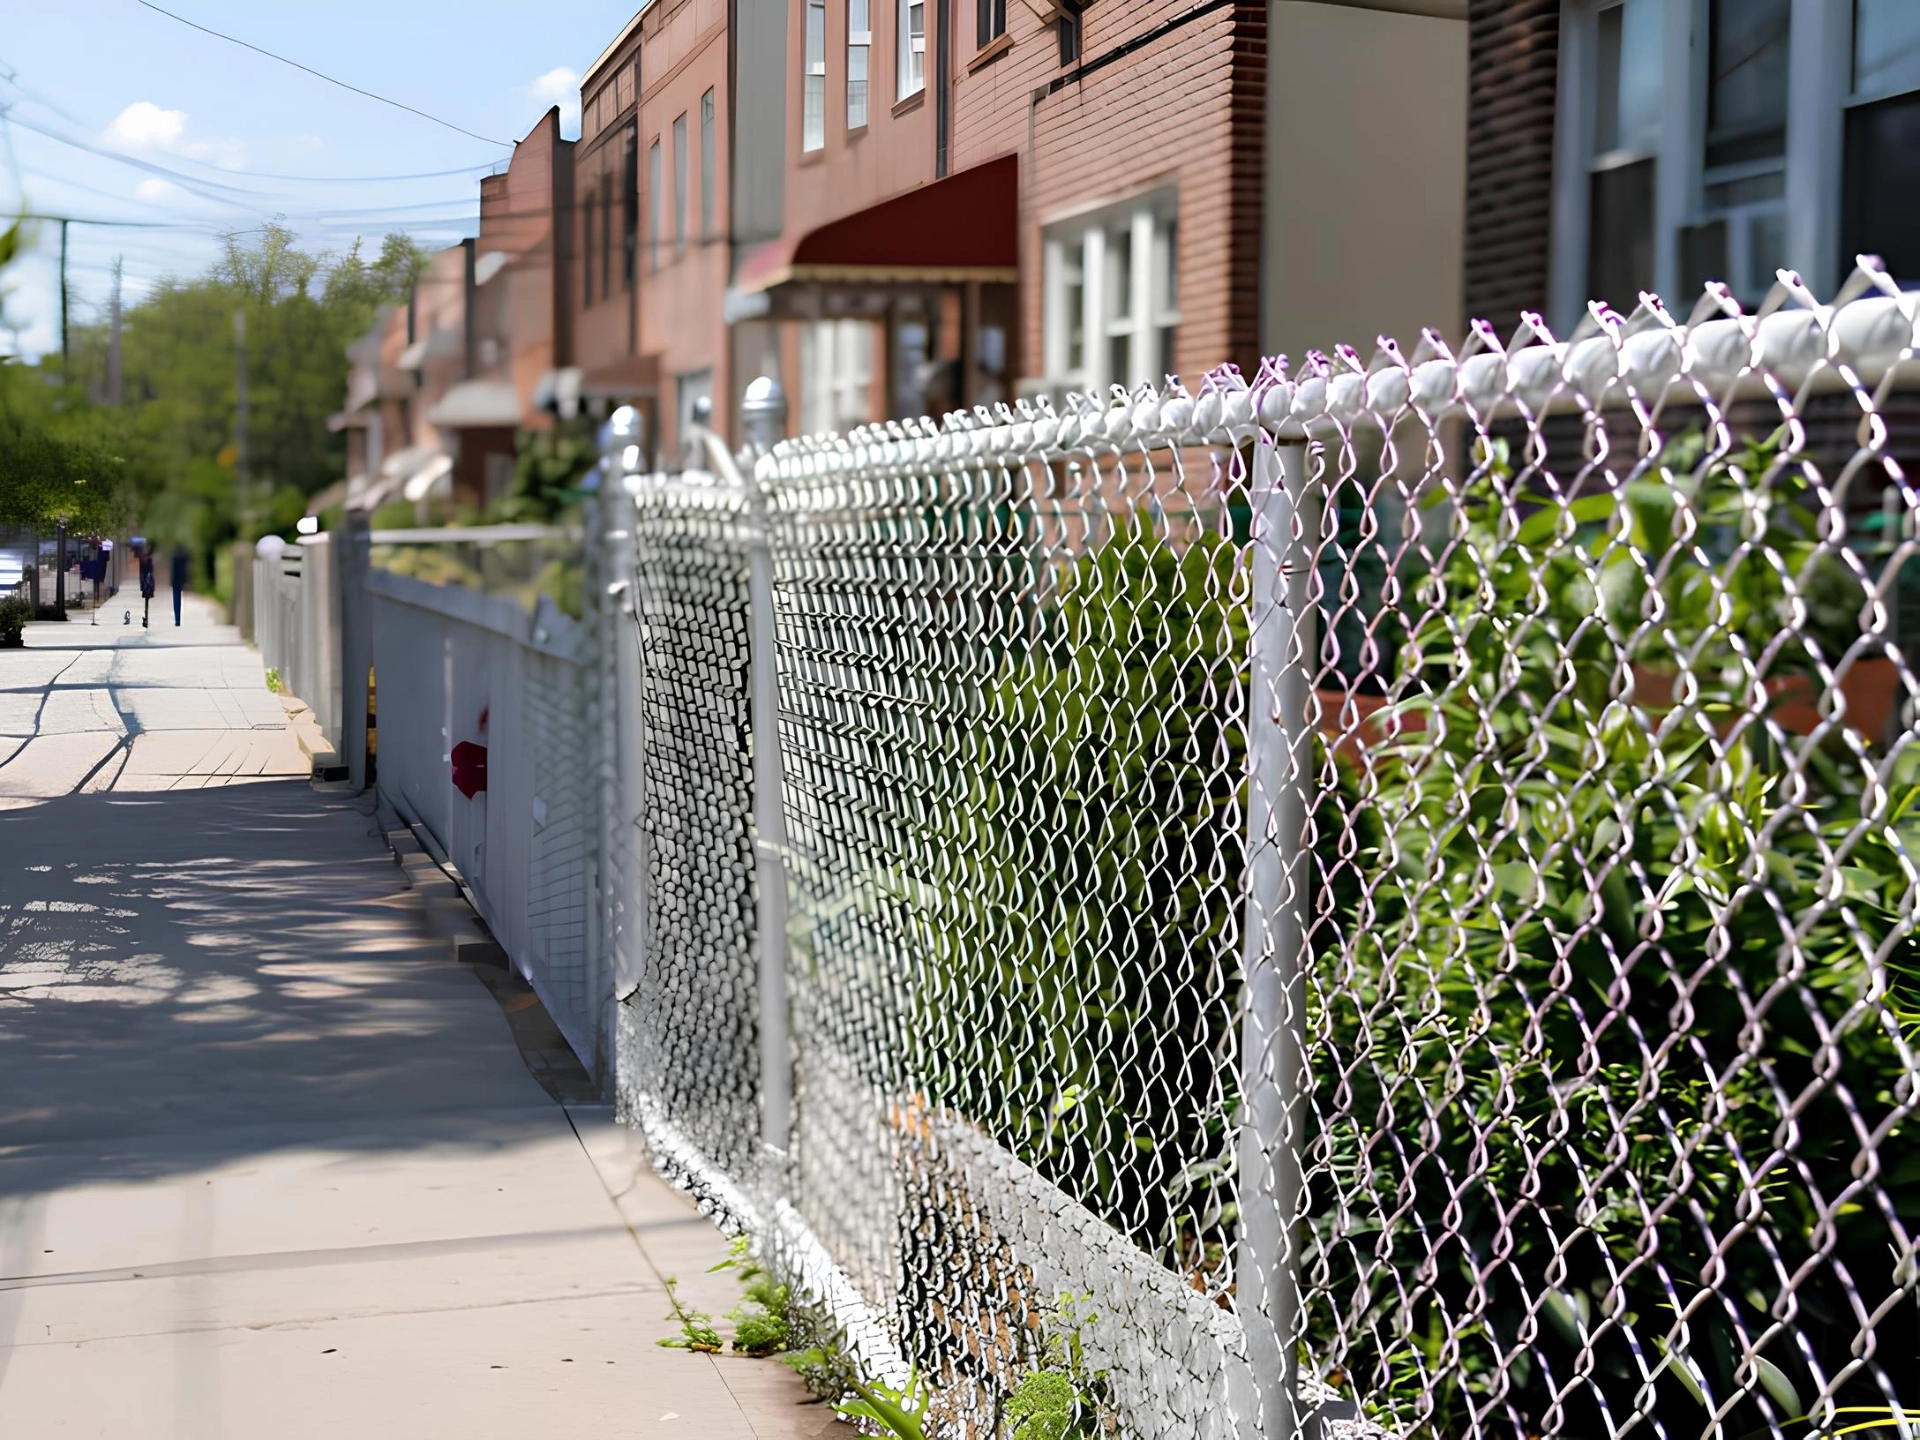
[734,154,1018,296]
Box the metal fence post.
[1238,433,1318,1440]
[738,377,794,1174]
[338,510,371,791]
[597,408,649,1073]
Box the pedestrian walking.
[137,541,154,629]
[171,547,189,627]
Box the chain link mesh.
[611,268,1920,1439]
[619,471,763,1189]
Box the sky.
[0,0,642,358]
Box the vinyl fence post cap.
[254,535,286,561]
[740,376,787,451]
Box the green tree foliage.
[57,224,423,554]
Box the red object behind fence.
[450,741,488,799]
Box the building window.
[583,192,596,303]
[898,0,925,99]
[1042,194,1178,395]
[976,0,1005,48]
[804,0,827,152]
[1058,12,1080,65]
[849,0,872,128]
[1843,0,1920,280]
[623,125,638,287]
[800,320,874,435]
[600,174,613,297]
[648,138,662,270]
[676,368,715,466]
[1584,0,1660,315]
[700,89,717,237]
[1677,0,1791,298]
[672,112,688,253]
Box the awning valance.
[731,154,1018,298]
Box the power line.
[136,1,512,149]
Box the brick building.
[570,0,1470,457]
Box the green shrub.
[0,593,31,646]
[1310,432,1918,1435]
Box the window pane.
[672,114,687,249]
[583,196,595,302]
[1843,89,1920,282]
[1059,15,1079,65]
[1594,0,1661,157]
[700,90,716,237]
[1707,0,1789,170]
[1854,0,1920,100]
[1588,156,1655,312]
[1107,228,1132,324]
[849,30,869,128]
[1108,335,1130,388]
[899,0,926,98]
[648,140,662,269]
[805,0,826,151]
[1064,257,1084,372]
[623,129,638,286]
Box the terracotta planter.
[1315,689,1424,763]
[1630,659,1901,746]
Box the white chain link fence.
[606,264,1920,1440]
[327,263,1920,1439]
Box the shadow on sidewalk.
[0,781,559,1199]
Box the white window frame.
[1041,191,1179,397]
[1549,0,1914,332]
[898,0,926,101]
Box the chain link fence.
[607,266,1919,1440]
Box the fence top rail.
[370,524,581,546]
[757,264,1918,482]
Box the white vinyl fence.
[253,537,340,748]
[367,558,608,1072]
[291,262,1919,1440]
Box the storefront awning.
[730,154,1018,300]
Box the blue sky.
[0,0,640,358]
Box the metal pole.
[337,510,371,792]
[597,408,650,1063]
[58,220,68,368]
[737,377,794,1172]
[234,309,250,539]
[1237,434,1319,1440]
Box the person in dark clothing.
[171,548,189,627]
[137,544,155,629]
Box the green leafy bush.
[1309,432,1918,1435]
[0,593,31,646]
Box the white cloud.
[103,100,248,170]
[105,101,187,151]
[292,134,326,153]
[526,66,582,139]
[136,177,181,201]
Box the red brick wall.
[949,0,1263,388]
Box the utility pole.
[58,219,69,367]
[234,307,249,538]
[106,257,124,406]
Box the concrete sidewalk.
[1,594,306,808]
[0,604,835,1437]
